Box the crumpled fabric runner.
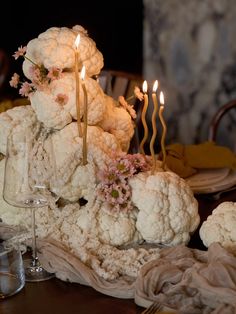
[37,238,136,299]
[161,141,236,178]
[135,243,236,313]
[1,223,236,312]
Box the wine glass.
[2,123,59,282]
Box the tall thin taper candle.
[139,80,149,155]
[81,65,88,165]
[150,80,158,174]
[159,91,167,169]
[75,34,82,137]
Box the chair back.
[98,70,142,101]
[208,100,236,151]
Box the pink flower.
[19,82,34,97]
[47,67,62,81]
[29,65,44,86]
[118,96,137,119]
[12,46,27,60]
[55,94,69,106]
[134,86,144,101]
[9,73,20,88]
[96,152,151,213]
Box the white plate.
[185,168,236,194]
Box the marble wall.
[143,0,236,150]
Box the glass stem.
[31,208,38,265]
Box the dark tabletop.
[1,189,236,314]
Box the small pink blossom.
[134,86,144,101]
[96,152,151,213]
[118,96,137,119]
[29,65,45,86]
[9,73,20,88]
[19,82,34,97]
[12,46,27,60]
[47,67,62,81]
[55,93,69,106]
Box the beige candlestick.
[139,80,149,155]
[150,80,158,174]
[75,34,82,137]
[81,65,88,165]
[159,91,167,169]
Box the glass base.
[24,258,54,282]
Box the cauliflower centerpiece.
[200,202,236,250]
[129,171,200,246]
[0,24,201,287]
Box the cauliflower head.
[129,171,200,246]
[98,95,134,152]
[30,72,106,130]
[200,202,236,250]
[23,25,103,78]
[96,206,141,246]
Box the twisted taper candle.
[159,91,167,169]
[150,80,158,174]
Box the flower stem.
[24,55,38,67]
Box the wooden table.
[1,190,236,314]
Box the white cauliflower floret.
[30,72,106,130]
[49,123,121,201]
[0,105,38,155]
[200,202,236,250]
[129,171,200,246]
[98,95,134,151]
[23,25,103,78]
[76,201,142,247]
[96,207,139,246]
[58,163,97,202]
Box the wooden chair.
[98,70,143,153]
[98,70,143,102]
[208,99,236,151]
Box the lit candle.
[159,91,167,169]
[75,34,82,137]
[81,65,88,165]
[139,80,149,155]
[150,80,158,174]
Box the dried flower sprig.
[10,45,62,97]
[118,86,144,119]
[97,153,151,213]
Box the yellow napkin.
[161,141,236,178]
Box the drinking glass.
[0,227,25,298]
[3,123,58,282]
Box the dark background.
[0,0,143,76]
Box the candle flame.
[80,65,86,80]
[152,80,158,93]
[160,91,164,105]
[142,80,148,93]
[75,34,81,48]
